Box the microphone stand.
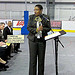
[41,15,64,75]
[51,29,64,75]
[51,29,64,48]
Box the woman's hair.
[35,4,43,10]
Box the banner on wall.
[12,20,24,28]
[51,21,62,29]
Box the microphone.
[40,14,53,32]
[40,14,50,21]
[42,15,50,21]
[42,15,54,33]
[51,29,54,33]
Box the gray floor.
[0,36,75,75]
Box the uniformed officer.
[27,4,51,75]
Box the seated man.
[0,42,6,64]
[0,22,9,71]
[3,21,13,57]
[0,22,7,60]
[0,22,7,42]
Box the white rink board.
[62,21,75,30]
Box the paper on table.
[45,32,61,40]
[1,43,10,47]
[1,45,7,47]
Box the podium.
[45,30,66,75]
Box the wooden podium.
[45,30,66,75]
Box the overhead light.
[30,0,32,3]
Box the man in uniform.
[27,5,51,75]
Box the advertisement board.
[12,20,24,28]
[51,21,62,29]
